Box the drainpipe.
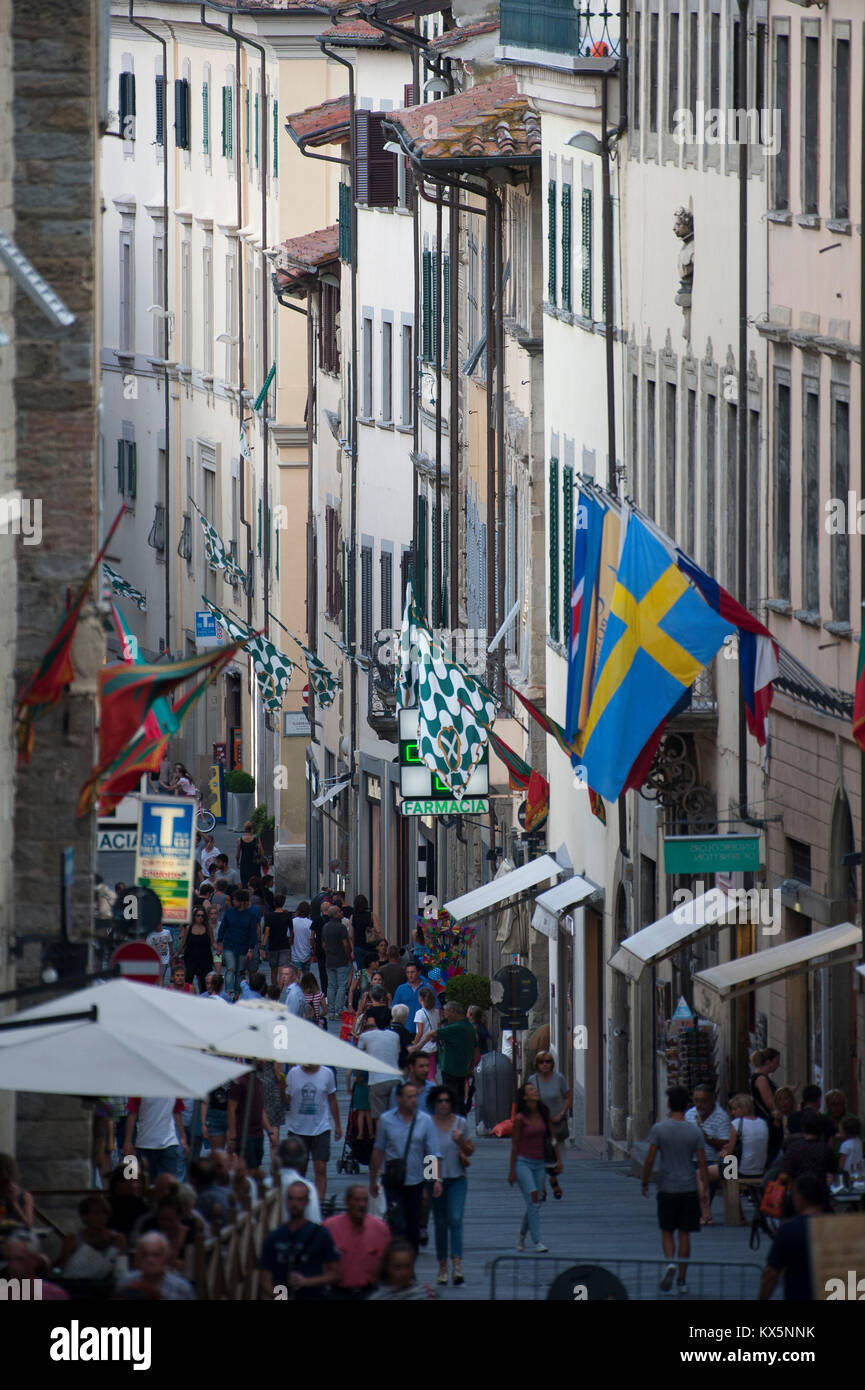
[860,19,865,961]
[493,183,506,697]
[434,179,443,628]
[199,6,252,629]
[449,183,459,627]
[484,188,496,688]
[319,38,358,801]
[128,0,171,653]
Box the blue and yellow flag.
[577,515,734,802]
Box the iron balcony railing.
[500,0,621,59]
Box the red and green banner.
[506,682,607,826]
[16,506,127,762]
[487,728,532,791]
[108,600,177,741]
[854,622,865,752]
[525,769,550,832]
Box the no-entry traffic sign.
[111,941,162,986]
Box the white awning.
[312,777,350,808]
[694,922,862,1023]
[532,874,600,942]
[609,888,752,981]
[444,854,563,924]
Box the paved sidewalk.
[318,1074,774,1302]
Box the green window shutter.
[581,188,593,321]
[421,249,432,361]
[341,540,347,645]
[602,236,613,323]
[338,182,352,263]
[547,180,557,305]
[128,442,137,500]
[431,502,439,624]
[441,509,449,627]
[562,464,573,639]
[245,89,250,159]
[227,87,233,156]
[275,525,280,580]
[202,82,209,153]
[221,86,227,156]
[156,76,165,146]
[443,254,450,369]
[549,457,559,641]
[273,99,278,177]
[267,505,272,571]
[416,495,427,616]
[116,440,125,494]
[254,94,259,167]
[561,184,572,313]
[257,497,262,557]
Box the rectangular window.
[755,23,767,144]
[666,10,679,134]
[443,252,450,368]
[709,12,720,110]
[202,81,210,154]
[325,505,342,619]
[119,70,136,141]
[360,545,373,657]
[732,19,742,111]
[174,78,190,151]
[646,379,656,520]
[181,236,191,365]
[832,35,850,220]
[685,388,696,555]
[320,282,340,375]
[687,11,698,126]
[580,188,592,320]
[705,394,716,575]
[547,180,557,304]
[152,230,165,357]
[245,88,250,160]
[203,463,217,601]
[773,378,791,598]
[362,313,373,418]
[631,374,639,487]
[802,34,819,215]
[830,394,849,623]
[116,439,137,499]
[380,550,393,633]
[774,32,789,210]
[119,230,134,353]
[222,85,234,158]
[401,323,413,426]
[431,247,439,363]
[155,75,165,146]
[225,250,238,384]
[254,91,260,168]
[548,457,559,641]
[648,12,659,133]
[467,234,479,349]
[561,183,572,313]
[748,409,760,608]
[354,110,398,207]
[381,318,393,422]
[801,381,819,613]
[665,382,677,537]
[422,247,433,362]
[632,12,641,130]
[725,403,737,588]
[202,240,213,374]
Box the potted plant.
[250,803,276,860]
[442,972,492,1011]
[224,769,255,831]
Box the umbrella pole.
[240,1062,256,1170]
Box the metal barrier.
[488,1255,764,1301]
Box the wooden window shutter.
[422,249,432,361]
[127,443,138,500]
[443,254,450,368]
[561,184,572,313]
[116,440,126,495]
[547,180,557,304]
[562,464,573,640]
[415,495,427,617]
[354,109,397,208]
[581,188,592,320]
[548,457,559,641]
[202,82,210,153]
[155,75,166,146]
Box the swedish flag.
[578,515,734,801]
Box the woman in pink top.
[508,1082,560,1253]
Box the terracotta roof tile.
[385,77,541,166]
[285,95,351,147]
[429,18,499,50]
[275,225,340,274]
[319,17,392,41]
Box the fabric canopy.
[609,887,748,981]
[444,854,563,924]
[693,922,862,1023]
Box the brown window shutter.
[355,109,397,208]
[403,81,415,107]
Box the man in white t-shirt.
[284,1064,341,1202]
[356,1017,401,1120]
[290,907,314,971]
[198,834,221,877]
[147,927,174,985]
[123,1096,188,1179]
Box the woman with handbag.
[528,1052,571,1199]
[508,1082,560,1253]
[427,1085,474,1286]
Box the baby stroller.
[335,1080,375,1174]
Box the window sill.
[357,414,375,427]
[826,219,851,235]
[764,598,792,616]
[795,214,821,230]
[793,609,821,627]
[394,207,413,217]
[115,350,136,366]
[766,209,792,225]
[823,621,852,639]
[201,373,214,388]
[376,419,394,431]
[395,422,413,434]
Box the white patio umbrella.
[0,1015,250,1098]
[6,979,400,1074]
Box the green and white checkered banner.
[398,586,500,796]
[192,502,247,588]
[103,561,146,611]
[202,598,295,713]
[284,629,341,709]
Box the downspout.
[449,183,459,628]
[860,12,865,962]
[494,182,505,696]
[199,5,252,628]
[229,15,270,640]
[319,38,358,796]
[128,0,171,653]
[484,188,496,687]
[434,178,443,628]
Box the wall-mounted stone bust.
[673,207,694,310]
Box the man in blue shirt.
[391,961,433,1018]
[278,963,306,1016]
[218,889,258,995]
[239,971,267,1001]
[370,1082,442,1251]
